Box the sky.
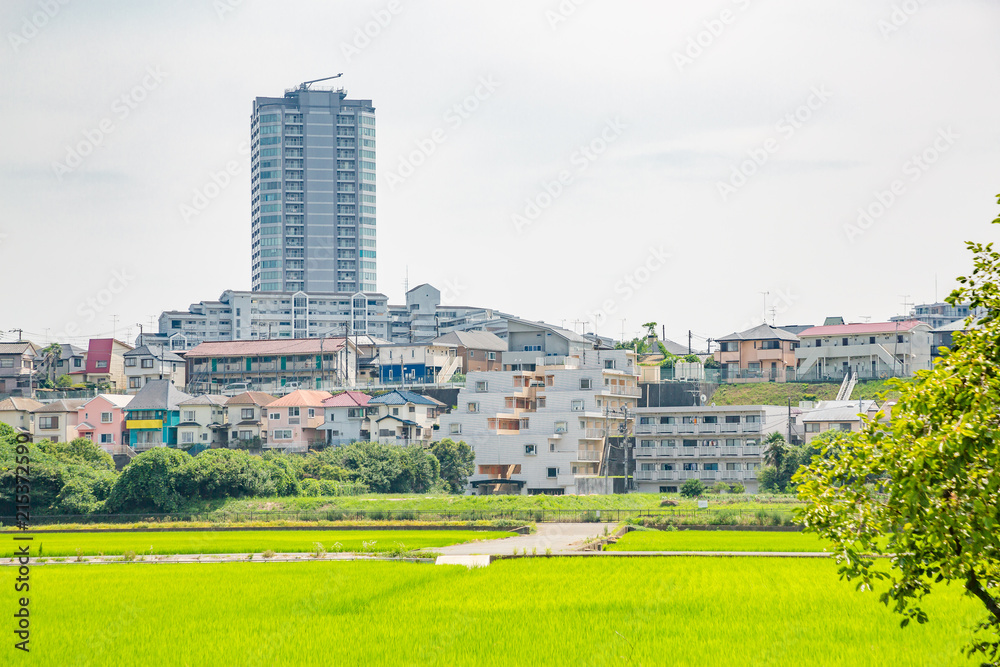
[1,0,998,350]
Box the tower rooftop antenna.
[298,73,343,91]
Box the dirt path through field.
[431,522,617,555]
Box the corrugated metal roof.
[185,338,346,357]
[432,330,507,351]
[323,391,372,407]
[31,399,88,413]
[799,320,926,337]
[368,390,438,406]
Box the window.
[660,416,676,424]
[347,408,363,419]
[101,412,113,424]
[0,359,12,368]
[239,430,252,440]
[725,438,740,446]
[640,439,655,448]
[467,402,479,413]
[746,462,759,470]
[241,408,255,420]
[554,421,567,434]
[702,416,718,424]
[640,463,655,471]
[662,439,676,447]
[100,433,113,444]
[393,407,399,416]
[74,358,82,367]
[487,352,496,361]
[580,379,592,390]
[524,444,537,455]
[869,336,876,344]
[308,408,315,418]
[660,486,678,493]
[125,357,137,367]
[683,462,698,471]
[805,423,821,433]
[604,360,616,369]
[475,381,489,392]
[269,412,280,421]
[761,340,780,350]
[96,360,108,368]
[682,416,697,424]
[183,410,195,422]
[181,432,194,444]
[449,423,461,435]
[661,463,674,471]
[39,416,59,430]
[726,463,740,470]
[835,422,854,431]
[546,467,558,478]
[289,407,300,417]
[745,415,760,423]
[897,335,904,343]
[408,406,415,413]
[745,439,759,447]
[272,429,292,440]
[842,338,849,346]
[141,358,154,369]
[704,463,719,471]
[725,415,741,424]
[571,400,584,412]
[682,439,697,447]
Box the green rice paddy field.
[13,529,512,557]
[20,558,982,666]
[609,529,833,552]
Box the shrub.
[300,479,321,497]
[680,478,706,498]
[582,510,599,523]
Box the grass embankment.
[178,492,807,516]
[608,529,830,552]
[27,559,980,666]
[13,529,513,558]
[711,378,912,406]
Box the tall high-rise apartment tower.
[250,79,376,294]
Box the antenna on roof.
[298,73,343,91]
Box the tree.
[796,205,1000,665]
[680,478,706,498]
[40,342,62,384]
[642,322,658,337]
[105,447,191,512]
[762,432,788,472]
[430,438,476,493]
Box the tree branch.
[966,572,1000,622]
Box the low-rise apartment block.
[377,342,462,385]
[449,347,641,495]
[795,320,932,381]
[184,338,358,395]
[632,405,790,494]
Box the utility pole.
[760,291,769,324]
[137,323,144,346]
[110,314,119,340]
[9,328,23,342]
[787,397,792,445]
[688,330,692,355]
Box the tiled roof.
[0,342,38,355]
[124,345,185,363]
[269,390,333,407]
[80,394,134,410]
[32,399,87,413]
[185,338,346,357]
[717,324,800,342]
[323,391,372,407]
[225,391,277,406]
[432,330,507,351]
[368,390,438,406]
[0,397,43,412]
[178,394,228,406]
[798,320,927,337]
[126,380,193,411]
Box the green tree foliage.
[680,478,706,498]
[683,354,700,363]
[430,438,476,493]
[179,449,279,500]
[335,441,404,493]
[38,437,115,471]
[796,209,1000,665]
[104,447,191,512]
[642,322,658,337]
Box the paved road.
[432,522,616,555]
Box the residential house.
[30,399,87,443]
[795,320,933,381]
[184,338,358,395]
[177,395,228,450]
[225,391,277,448]
[0,397,43,434]
[70,339,133,389]
[365,390,443,446]
[890,301,983,329]
[125,380,193,451]
[633,405,789,494]
[34,344,86,385]
[318,391,372,447]
[713,324,800,382]
[502,318,597,372]
[76,394,133,454]
[449,348,641,495]
[931,317,982,358]
[265,390,333,453]
[124,345,187,393]
[377,342,462,385]
[0,341,39,396]
[798,400,881,445]
[432,330,506,373]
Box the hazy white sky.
[1,0,998,348]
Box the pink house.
[77,394,134,454]
[266,389,332,453]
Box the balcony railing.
[602,385,642,397]
[576,450,601,461]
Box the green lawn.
[16,529,512,557]
[24,559,982,666]
[609,529,832,552]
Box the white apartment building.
[632,405,790,494]
[795,320,933,381]
[448,348,641,495]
